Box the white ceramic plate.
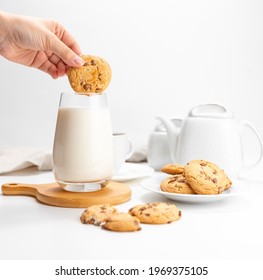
[140,173,236,203]
[112,163,154,182]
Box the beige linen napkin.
[127,145,147,163]
[0,148,52,174]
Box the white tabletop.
[0,164,263,260]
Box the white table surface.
[0,163,263,260]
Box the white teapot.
[155,104,263,179]
[147,119,182,170]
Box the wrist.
[0,11,13,53]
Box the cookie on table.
[67,54,111,94]
[129,202,181,224]
[160,175,196,194]
[80,204,118,226]
[184,160,232,195]
[102,213,141,232]
[161,164,185,175]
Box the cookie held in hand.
[67,55,111,94]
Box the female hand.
[0,11,84,78]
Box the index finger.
[59,29,82,56]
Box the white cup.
[113,133,133,174]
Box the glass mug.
[52,93,114,192]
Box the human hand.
[0,11,84,78]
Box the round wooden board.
[1,181,131,208]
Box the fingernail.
[73,56,85,66]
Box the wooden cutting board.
[1,181,131,208]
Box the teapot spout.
[156,116,181,163]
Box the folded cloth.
[127,145,147,163]
[0,148,53,174]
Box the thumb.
[49,34,84,67]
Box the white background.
[1,0,263,151]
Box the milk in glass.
[53,93,114,189]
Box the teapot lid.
[188,104,233,119]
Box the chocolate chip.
[168,177,178,183]
[178,179,186,183]
[84,84,91,91]
[212,178,217,183]
[89,217,96,223]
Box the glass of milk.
[52,93,114,192]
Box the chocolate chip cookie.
[80,204,118,226]
[160,175,196,194]
[161,164,185,175]
[102,213,141,232]
[184,160,232,195]
[67,54,111,94]
[129,202,181,224]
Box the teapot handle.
[189,104,233,118]
[240,120,263,168]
